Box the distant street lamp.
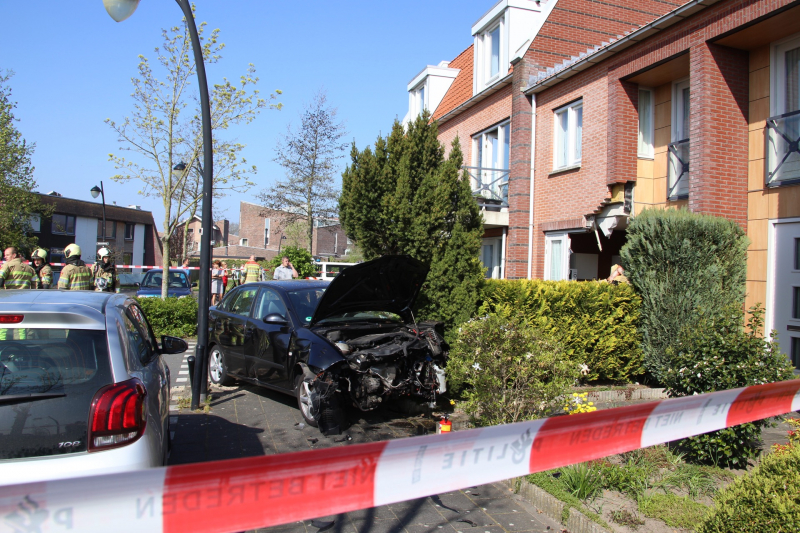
[90,182,107,245]
[105,0,214,410]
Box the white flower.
[697,373,702,378]
[579,363,590,376]
[472,362,481,371]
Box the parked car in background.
[135,269,194,298]
[314,261,357,281]
[207,255,448,435]
[0,290,187,486]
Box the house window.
[97,220,116,239]
[554,101,583,170]
[475,18,505,89]
[29,215,41,233]
[124,223,135,240]
[668,79,691,199]
[544,232,571,281]
[638,88,654,158]
[264,218,271,247]
[50,248,65,264]
[51,214,76,235]
[472,121,510,204]
[240,238,248,246]
[481,238,503,279]
[766,35,800,186]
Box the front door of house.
[770,220,800,371]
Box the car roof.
[238,280,330,292]
[0,290,120,329]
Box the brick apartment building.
[405,0,800,367]
[181,215,229,253]
[208,201,349,260]
[32,192,162,271]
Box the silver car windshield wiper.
[0,392,67,404]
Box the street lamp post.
[104,0,214,409]
[90,182,107,245]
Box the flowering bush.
[564,392,596,415]
[447,314,578,426]
[662,305,794,467]
[771,418,800,455]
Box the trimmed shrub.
[136,296,198,338]
[447,314,578,426]
[620,208,748,382]
[663,305,794,467]
[478,279,643,383]
[697,443,800,532]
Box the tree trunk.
[306,202,314,256]
[162,212,171,300]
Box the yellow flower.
[449,399,456,406]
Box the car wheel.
[208,346,233,386]
[295,373,319,427]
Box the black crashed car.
[207,255,447,434]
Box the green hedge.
[698,444,800,532]
[477,279,643,383]
[135,296,198,338]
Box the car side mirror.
[160,335,188,355]
[134,282,140,287]
[263,313,288,325]
[191,282,198,288]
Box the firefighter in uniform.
[31,248,53,289]
[57,244,94,290]
[0,247,36,340]
[243,255,261,284]
[92,247,119,293]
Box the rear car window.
[0,329,112,459]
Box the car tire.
[295,373,320,427]
[208,346,233,386]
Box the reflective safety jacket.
[33,264,53,289]
[58,264,94,290]
[0,258,35,289]
[243,261,261,284]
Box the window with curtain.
[490,26,500,78]
[638,89,654,158]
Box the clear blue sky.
[1,1,489,230]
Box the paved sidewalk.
[167,383,562,533]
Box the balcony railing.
[766,109,800,187]
[667,139,690,200]
[463,166,509,208]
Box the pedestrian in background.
[92,247,119,293]
[273,256,298,280]
[211,260,224,305]
[221,261,229,295]
[58,244,93,290]
[243,255,261,284]
[31,248,53,289]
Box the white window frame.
[240,238,248,246]
[672,78,690,142]
[475,18,505,90]
[264,218,271,247]
[638,87,655,159]
[771,33,800,116]
[544,232,571,281]
[29,215,41,233]
[481,237,503,279]
[409,83,426,119]
[553,100,583,171]
[472,121,510,200]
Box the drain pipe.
[500,227,507,279]
[527,93,537,279]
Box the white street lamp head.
[90,185,102,199]
[103,0,141,22]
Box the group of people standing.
[205,255,298,306]
[0,244,119,292]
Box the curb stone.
[502,478,611,533]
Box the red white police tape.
[2,379,799,533]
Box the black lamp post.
[105,0,214,409]
[90,182,106,245]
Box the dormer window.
[475,20,505,89]
[403,62,458,126]
[489,24,501,79]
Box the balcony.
[463,166,509,210]
[667,139,690,200]
[766,109,800,187]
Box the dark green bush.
[478,279,643,382]
[620,208,748,382]
[136,296,198,338]
[697,443,800,532]
[663,305,794,467]
[447,314,578,426]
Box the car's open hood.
[310,255,428,325]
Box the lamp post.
[105,0,214,410]
[90,182,107,245]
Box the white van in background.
[315,262,355,281]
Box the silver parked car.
[0,290,186,486]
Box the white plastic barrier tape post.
[1,379,798,533]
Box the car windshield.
[287,288,327,326]
[141,271,189,289]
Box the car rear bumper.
[0,428,162,487]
